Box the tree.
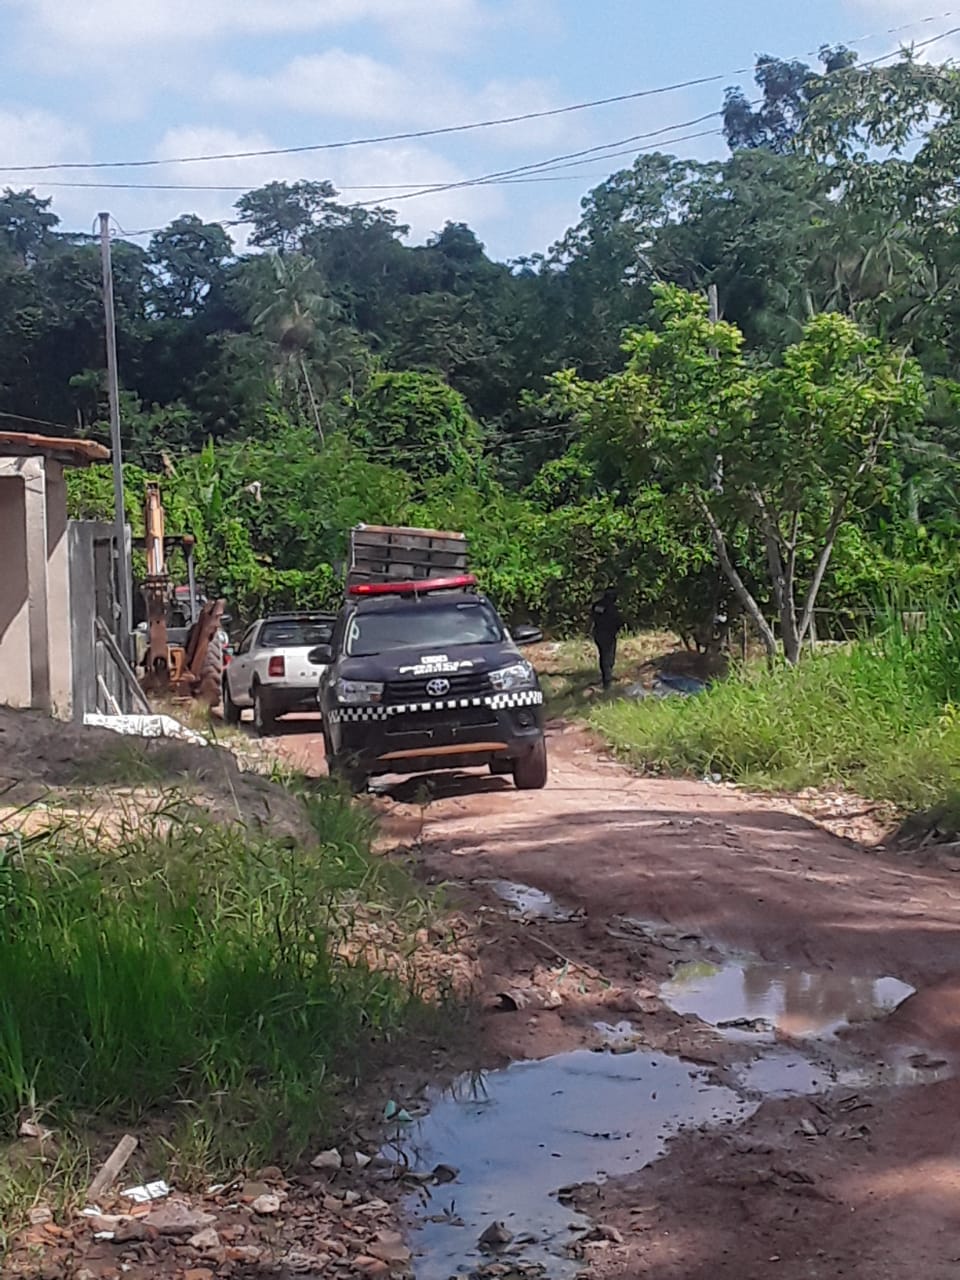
[0,189,61,264]
[350,371,483,486]
[799,58,960,363]
[549,285,926,663]
[147,215,233,318]
[238,253,367,437]
[307,204,410,334]
[653,149,833,347]
[545,154,711,377]
[723,46,857,153]
[235,181,338,254]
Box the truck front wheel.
[513,738,548,790]
[328,751,367,793]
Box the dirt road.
[277,720,960,1280]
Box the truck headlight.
[336,679,384,705]
[489,661,536,692]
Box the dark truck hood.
[336,642,524,683]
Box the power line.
[0,87,734,175]
[354,116,725,209]
[354,26,960,211]
[113,126,726,240]
[39,21,958,229]
[0,12,956,175]
[0,407,82,433]
[3,120,725,207]
[20,19,958,244]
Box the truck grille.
[383,671,493,704]
[386,705,499,735]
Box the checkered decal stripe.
[329,689,542,724]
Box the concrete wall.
[0,453,132,720]
[45,461,72,718]
[0,473,30,708]
[0,454,74,717]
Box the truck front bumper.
[329,690,544,776]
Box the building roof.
[0,431,110,467]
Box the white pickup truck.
[222,612,336,736]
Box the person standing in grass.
[592,588,622,690]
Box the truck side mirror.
[308,644,334,665]
[512,625,543,646]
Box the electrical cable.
[38,21,959,239]
[356,25,960,210]
[0,12,956,174]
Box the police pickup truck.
[311,525,547,791]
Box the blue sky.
[0,0,948,260]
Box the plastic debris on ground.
[84,713,208,745]
[121,1179,171,1203]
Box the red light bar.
[349,574,477,597]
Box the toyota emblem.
[426,677,451,697]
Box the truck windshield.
[260,620,333,649]
[345,601,503,657]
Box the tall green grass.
[592,608,960,810]
[0,781,433,1166]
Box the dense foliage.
[5,48,959,638]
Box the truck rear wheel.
[513,738,548,790]
[253,687,278,738]
[222,677,241,726]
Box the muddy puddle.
[398,1050,751,1280]
[480,879,579,921]
[661,958,915,1039]
[400,943,948,1278]
[732,1042,950,1097]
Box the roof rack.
[348,574,478,599]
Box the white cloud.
[1,0,487,56]
[0,106,88,179]
[212,50,566,148]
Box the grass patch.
[0,778,439,1178]
[591,610,960,811]
[0,1129,90,1254]
[533,632,702,718]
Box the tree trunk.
[695,493,777,660]
[751,488,802,664]
[299,357,325,442]
[796,495,847,648]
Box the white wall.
[45,461,72,718]
[0,472,30,707]
[0,454,75,717]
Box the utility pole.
[99,212,134,657]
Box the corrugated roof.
[0,431,110,466]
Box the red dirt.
[277,719,960,1280]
